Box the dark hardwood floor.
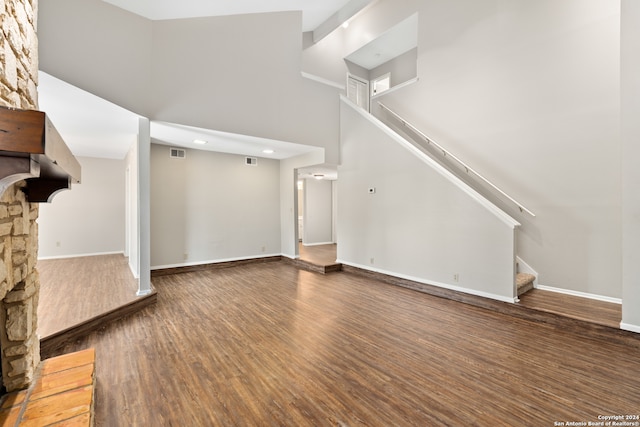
[43,261,640,426]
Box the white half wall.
[338,98,517,302]
[38,156,126,259]
[150,144,282,268]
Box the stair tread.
[516,273,535,287]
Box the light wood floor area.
[44,261,640,426]
[37,254,143,339]
[298,242,337,266]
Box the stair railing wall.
[376,102,536,218]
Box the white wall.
[38,0,153,116]
[338,99,517,302]
[150,144,282,268]
[303,178,334,245]
[306,0,622,299]
[38,156,126,258]
[621,0,640,332]
[39,2,343,164]
[370,48,417,89]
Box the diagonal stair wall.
[338,96,520,302]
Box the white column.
[137,117,152,296]
[621,0,640,332]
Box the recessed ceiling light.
[342,21,350,29]
[262,149,275,154]
[193,139,208,145]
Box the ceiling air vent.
[170,147,186,159]
[245,157,257,166]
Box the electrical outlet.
[261,246,266,253]
[56,241,61,247]
[183,253,189,260]
[453,273,459,282]
[370,257,375,265]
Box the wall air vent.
[170,147,186,159]
[245,157,257,166]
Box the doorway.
[347,74,370,111]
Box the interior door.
[347,74,370,112]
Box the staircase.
[516,273,536,296]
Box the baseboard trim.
[151,255,282,277]
[38,251,125,261]
[151,254,282,271]
[620,322,640,333]
[302,242,335,247]
[338,260,516,304]
[535,284,622,305]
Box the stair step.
[516,273,536,296]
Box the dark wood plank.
[0,106,46,154]
[518,288,621,328]
[44,262,640,426]
[151,256,281,277]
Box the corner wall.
[150,144,282,268]
[38,156,126,259]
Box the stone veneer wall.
[0,0,41,391]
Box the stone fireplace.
[1,0,40,393]
[0,0,53,393]
[0,182,40,392]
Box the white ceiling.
[40,2,415,162]
[345,13,418,70]
[38,71,141,159]
[39,2,362,161]
[38,71,322,160]
[298,165,338,181]
[151,122,322,160]
[101,0,354,32]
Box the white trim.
[302,241,335,247]
[337,259,517,304]
[136,288,152,297]
[620,322,640,333]
[38,251,125,261]
[371,77,419,100]
[341,95,521,229]
[150,253,281,270]
[535,284,622,304]
[301,72,345,90]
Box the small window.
[372,73,391,96]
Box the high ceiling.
[101,0,354,32]
[40,1,363,161]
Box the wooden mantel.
[0,106,81,202]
